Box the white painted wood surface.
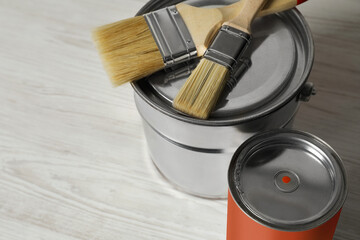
[0,0,359,239]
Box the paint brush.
[93,0,307,86]
[173,0,299,119]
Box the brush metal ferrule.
[164,60,198,83]
[227,58,252,90]
[145,6,197,68]
[204,25,252,70]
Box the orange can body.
[227,191,342,240]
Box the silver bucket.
[132,0,315,198]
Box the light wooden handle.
[257,0,299,17]
[224,0,270,33]
[177,0,301,56]
[221,0,298,19]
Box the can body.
[227,192,342,240]
[227,130,347,239]
[134,0,315,198]
[135,95,299,198]
[135,94,297,197]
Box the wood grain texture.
[0,0,359,239]
[224,0,269,33]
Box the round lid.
[133,0,314,125]
[147,14,295,116]
[228,130,347,231]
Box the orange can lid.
[228,129,347,231]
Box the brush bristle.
[173,58,229,119]
[92,16,164,86]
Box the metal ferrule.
[144,6,197,68]
[227,58,252,90]
[204,25,252,70]
[164,60,198,83]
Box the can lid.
[146,14,295,117]
[228,130,347,231]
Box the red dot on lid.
[282,176,291,184]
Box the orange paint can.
[227,130,347,240]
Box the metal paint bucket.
[227,130,347,239]
[133,0,315,198]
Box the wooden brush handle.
[256,0,303,17]
[221,0,301,18]
[224,0,270,33]
[177,0,304,56]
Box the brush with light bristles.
[173,0,310,119]
[92,0,307,86]
[173,0,271,119]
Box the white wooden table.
[0,0,359,239]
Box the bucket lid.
[148,14,295,115]
[228,130,348,231]
[133,0,314,125]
